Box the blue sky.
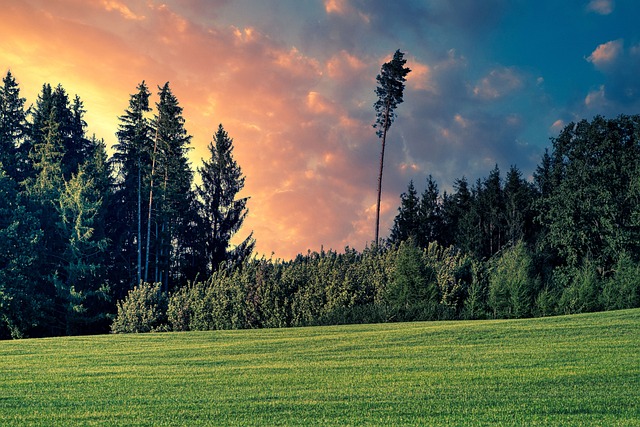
[2,0,640,257]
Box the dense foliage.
[1,71,639,338]
[114,114,640,332]
[0,73,250,338]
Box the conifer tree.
[148,83,194,289]
[197,124,254,273]
[0,163,45,338]
[418,175,442,247]
[56,167,110,334]
[0,71,28,182]
[113,82,153,288]
[373,50,411,245]
[389,180,420,245]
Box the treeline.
[112,114,640,333]
[2,68,640,338]
[0,71,252,339]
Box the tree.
[197,124,254,273]
[30,84,88,180]
[112,81,153,289]
[55,168,110,334]
[387,238,438,320]
[475,165,505,258]
[0,71,28,182]
[148,82,195,290]
[503,165,535,246]
[539,116,640,270]
[373,50,411,245]
[389,180,420,245]
[0,163,45,338]
[418,175,442,247]
[488,241,538,318]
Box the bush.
[601,252,640,310]
[111,283,168,333]
[488,241,538,318]
[557,260,602,314]
[462,260,489,320]
[386,239,438,321]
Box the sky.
[2,0,640,259]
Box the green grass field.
[1,309,639,426]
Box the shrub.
[488,241,538,318]
[386,239,438,321]
[557,260,602,314]
[111,283,168,333]
[601,252,640,310]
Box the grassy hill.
[1,309,639,426]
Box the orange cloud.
[406,60,432,91]
[0,1,395,259]
[100,0,145,20]
[324,0,347,15]
[587,39,623,68]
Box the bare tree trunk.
[155,221,159,283]
[375,102,391,246]
[137,158,142,285]
[144,128,159,283]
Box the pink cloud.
[100,0,145,20]
[587,39,623,68]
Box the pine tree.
[56,167,110,334]
[148,83,195,289]
[0,71,28,182]
[373,50,411,245]
[389,180,420,245]
[0,163,45,338]
[113,81,153,289]
[418,175,442,247]
[197,124,254,273]
[30,84,88,181]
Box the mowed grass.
[1,310,639,426]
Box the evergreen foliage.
[1,71,640,338]
[197,124,254,273]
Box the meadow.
[1,309,639,426]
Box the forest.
[1,70,640,338]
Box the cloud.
[587,0,614,15]
[587,39,623,69]
[585,85,608,109]
[100,0,145,20]
[0,0,552,259]
[583,40,640,115]
[473,67,524,100]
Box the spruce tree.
[113,81,153,288]
[0,163,45,338]
[389,180,420,245]
[418,175,442,247]
[197,124,254,273]
[149,83,195,289]
[0,71,28,182]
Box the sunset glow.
[2,0,640,259]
